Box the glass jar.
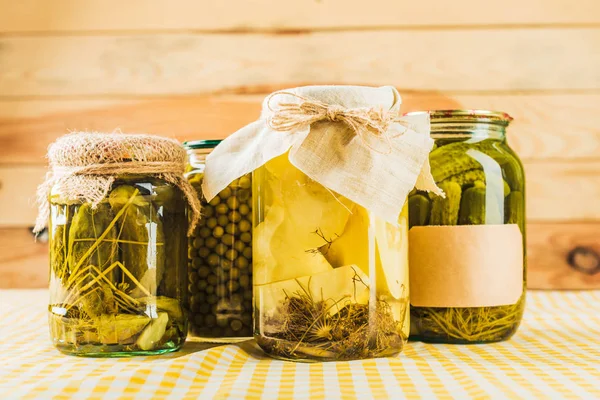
[184,140,253,342]
[48,176,188,356]
[407,110,526,344]
[253,153,410,361]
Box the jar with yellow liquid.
[252,153,410,361]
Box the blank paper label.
[409,224,523,308]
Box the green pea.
[239,176,251,189]
[197,304,209,316]
[226,197,239,210]
[198,266,210,278]
[235,257,249,269]
[242,247,252,259]
[209,196,221,207]
[205,314,217,326]
[199,227,211,238]
[222,234,235,246]
[231,293,242,304]
[207,295,218,305]
[243,290,252,300]
[191,293,206,305]
[189,272,199,284]
[198,247,211,258]
[188,283,199,294]
[230,268,240,280]
[192,257,203,269]
[216,285,227,297]
[188,247,196,259]
[225,249,238,261]
[205,285,215,294]
[215,203,229,215]
[239,219,251,233]
[192,237,204,249]
[238,204,250,216]
[197,280,208,290]
[215,243,228,256]
[220,187,232,199]
[207,254,220,267]
[239,275,250,287]
[206,218,218,229]
[229,280,240,292]
[205,237,218,249]
[213,226,225,238]
[220,259,233,271]
[228,211,242,223]
[234,241,245,253]
[203,206,215,217]
[225,223,236,235]
[230,319,243,331]
[217,215,229,226]
[208,274,218,286]
[240,232,251,244]
[194,314,204,325]
[238,189,250,202]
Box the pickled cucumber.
[458,186,486,225]
[109,185,166,297]
[430,181,462,225]
[430,141,496,181]
[408,194,430,228]
[505,191,523,224]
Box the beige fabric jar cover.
[34,132,201,234]
[202,85,442,222]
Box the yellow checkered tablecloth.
[0,290,598,399]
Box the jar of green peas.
[184,140,253,342]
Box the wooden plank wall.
[0,0,599,289]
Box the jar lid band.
[405,110,513,126]
[183,139,223,149]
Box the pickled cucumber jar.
[253,154,410,361]
[407,110,526,344]
[39,133,194,357]
[184,140,253,342]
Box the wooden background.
[1,0,599,289]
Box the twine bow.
[266,91,404,149]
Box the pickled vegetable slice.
[136,312,169,350]
[282,180,354,250]
[97,314,151,344]
[373,206,408,300]
[254,201,334,285]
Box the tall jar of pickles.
[252,154,410,361]
[184,140,253,342]
[37,133,195,357]
[407,110,526,343]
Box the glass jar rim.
[404,109,513,126]
[183,139,222,149]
